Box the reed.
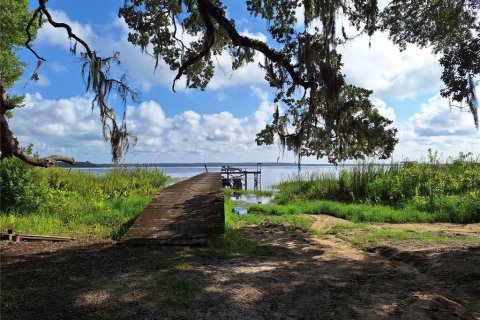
[272,151,480,222]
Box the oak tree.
[1,0,478,165]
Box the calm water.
[72,165,352,190]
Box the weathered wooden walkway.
[121,172,224,245]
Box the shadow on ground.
[1,224,479,320]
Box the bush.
[0,156,50,213]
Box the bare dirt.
[1,220,479,320]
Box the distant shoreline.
[58,161,399,168]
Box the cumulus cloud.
[8,88,278,162]
[9,93,107,159]
[340,31,442,99]
[124,87,276,161]
[407,95,477,137]
[391,94,479,160]
[371,97,396,123]
[37,9,95,49]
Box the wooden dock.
[121,172,224,245]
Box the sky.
[9,0,479,164]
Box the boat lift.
[221,163,262,190]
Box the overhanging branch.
[0,82,74,167]
[197,0,312,89]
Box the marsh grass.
[248,201,439,223]
[273,151,480,223]
[0,159,168,238]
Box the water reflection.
[229,193,274,204]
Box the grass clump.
[0,156,168,238]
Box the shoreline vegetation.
[221,151,479,252]
[1,152,479,319]
[267,151,480,223]
[0,151,478,244]
[0,156,168,239]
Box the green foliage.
[0,146,42,211]
[273,152,480,222]
[0,160,168,238]
[0,0,38,88]
[249,200,436,223]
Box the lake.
[72,164,359,190]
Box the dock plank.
[121,172,224,245]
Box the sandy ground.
[1,218,479,320]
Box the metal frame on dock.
[221,163,262,190]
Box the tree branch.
[0,82,74,167]
[172,1,216,92]
[0,84,15,113]
[25,7,46,62]
[197,0,312,89]
[38,0,94,59]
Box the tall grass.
[273,151,480,222]
[0,157,168,238]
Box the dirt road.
[1,220,479,319]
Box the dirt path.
[307,213,480,235]
[1,222,479,319]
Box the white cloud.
[124,87,276,161]
[9,93,108,160]
[8,88,278,162]
[371,97,396,123]
[207,51,266,90]
[391,94,479,160]
[339,29,442,99]
[407,95,477,137]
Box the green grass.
[0,195,153,239]
[249,194,480,224]
[0,161,168,239]
[273,151,480,223]
[208,196,314,257]
[248,200,441,223]
[328,223,480,249]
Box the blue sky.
[9,0,479,164]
